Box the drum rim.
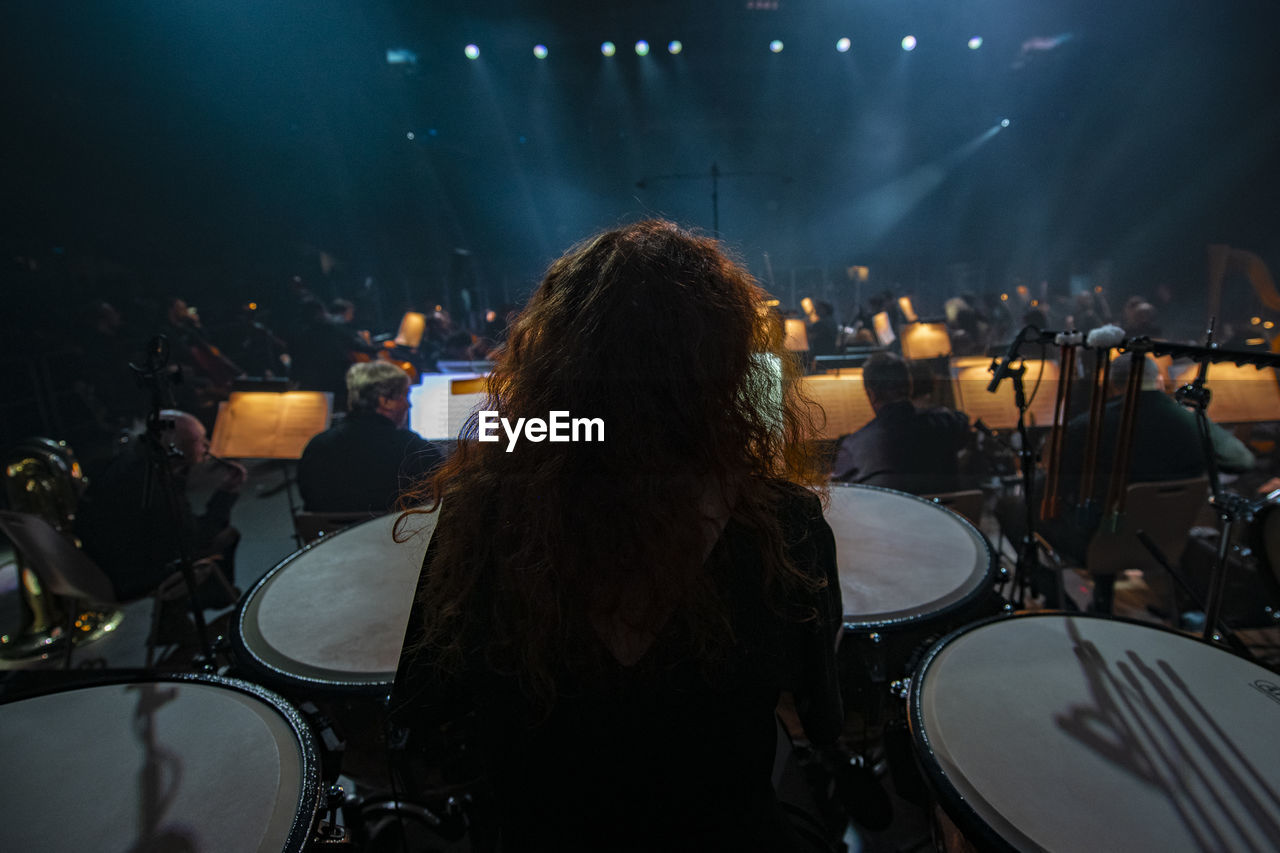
[0,670,323,853]
[829,483,997,632]
[906,610,1264,853]
[232,515,398,695]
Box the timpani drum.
[910,613,1280,852]
[232,511,438,788]
[826,485,1000,688]
[0,674,321,853]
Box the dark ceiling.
[3,0,1278,311]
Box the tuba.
[1,438,121,661]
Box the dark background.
[3,0,1278,319]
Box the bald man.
[76,410,246,603]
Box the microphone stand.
[1170,321,1255,646]
[130,336,218,670]
[989,327,1042,608]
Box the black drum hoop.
[907,611,1263,853]
[0,670,322,853]
[830,483,997,633]
[232,519,396,697]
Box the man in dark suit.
[832,352,973,495]
[297,361,442,513]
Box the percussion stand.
[1173,330,1255,647]
[131,336,219,670]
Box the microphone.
[987,327,1029,393]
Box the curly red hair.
[398,220,826,706]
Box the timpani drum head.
[0,674,319,853]
[911,613,1280,852]
[235,511,437,691]
[825,484,994,630]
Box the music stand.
[209,391,332,548]
[394,312,427,349]
[410,374,490,441]
[951,356,1060,431]
[800,373,876,440]
[900,323,952,361]
[784,318,810,353]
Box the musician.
[391,220,843,850]
[832,352,973,494]
[296,361,441,513]
[75,409,245,604]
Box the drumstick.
[1102,350,1146,529]
[1040,342,1076,521]
[1079,326,1125,519]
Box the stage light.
[968,36,983,50]
[668,40,682,54]
[901,35,917,51]
[533,44,548,59]
[1000,118,1011,128]
[769,39,784,53]
[635,40,650,56]
[1252,316,1262,325]
[836,37,851,53]
[464,44,480,60]
[406,131,415,140]
[601,41,616,56]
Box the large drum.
[911,613,1280,852]
[825,484,999,687]
[232,511,437,787]
[0,674,321,852]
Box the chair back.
[292,510,378,544]
[0,510,116,603]
[922,489,985,528]
[1084,476,1209,577]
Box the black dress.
[390,484,843,851]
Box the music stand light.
[900,322,952,361]
[394,312,427,349]
[784,318,810,352]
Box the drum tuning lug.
[890,678,911,699]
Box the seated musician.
[297,361,442,513]
[832,352,973,494]
[75,409,245,604]
[1016,352,1253,612]
[390,220,844,851]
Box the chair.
[1084,476,1209,615]
[292,510,378,544]
[922,490,985,528]
[0,510,119,669]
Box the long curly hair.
[397,220,826,707]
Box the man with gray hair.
[297,361,442,512]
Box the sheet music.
[801,374,875,439]
[951,357,1059,430]
[209,391,332,460]
[410,374,489,440]
[900,322,953,360]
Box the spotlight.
[901,35,917,51]
[635,40,649,56]
[836,37,851,53]
[533,44,548,59]
[601,41,616,56]
[668,40,682,54]
[769,39,784,53]
[968,36,983,50]
[1000,118,1011,128]
[464,44,480,60]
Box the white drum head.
[0,677,318,853]
[237,511,437,687]
[825,485,992,629]
[913,614,1280,852]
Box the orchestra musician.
[390,220,844,850]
